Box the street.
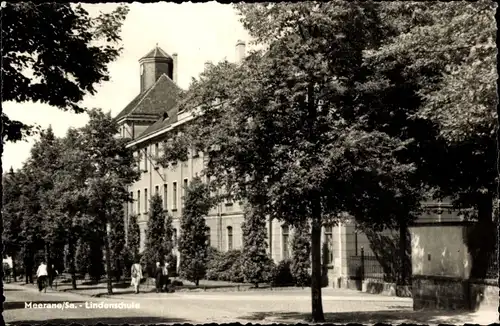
[4,283,497,325]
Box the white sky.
[2,2,253,171]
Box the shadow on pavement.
[61,286,106,292]
[3,288,23,292]
[6,316,188,325]
[238,309,485,324]
[4,301,87,311]
[94,288,161,297]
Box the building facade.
[115,43,462,285]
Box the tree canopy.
[157,1,496,321]
[1,3,129,142]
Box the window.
[172,182,177,210]
[182,178,188,207]
[155,185,159,195]
[227,226,233,251]
[324,226,333,265]
[137,190,141,213]
[143,148,148,171]
[173,228,177,247]
[282,225,290,260]
[129,191,134,214]
[144,188,148,213]
[206,227,211,246]
[163,184,168,210]
[155,143,159,157]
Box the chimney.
[172,53,178,84]
[235,40,246,63]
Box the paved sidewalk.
[5,282,497,325]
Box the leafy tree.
[1,3,129,142]
[2,168,23,282]
[178,177,212,286]
[291,221,311,287]
[127,214,140,262]
[51,127,91,289]
[160,3,421,321]
[241,205,273,287]
[164,211,175,263]
[109,208,127,282]
[78,108,140,294]
[17,129,63,283]
[362,1,497,278]
[141,194,166,276]
[27,126,65,278]
[75,238,91,278]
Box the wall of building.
[410,224,471,279]
[142,60,171,92]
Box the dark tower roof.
[140,45,173,61]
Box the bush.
[228,254,245,283]
[205,249,246,282]
[271,259,295,287]
[172,279,184,286]
[205,247,222,280]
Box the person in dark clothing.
[154,262,163,293]
[48,264,58,288]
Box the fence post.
[360,247,365,282]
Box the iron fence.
[347,248,409,284]
[485,248,499,280]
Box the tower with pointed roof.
[140,45,174,92]
[115,45,181,140]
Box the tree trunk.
[104,227,113,295]
[195,279,199,287]
[310,215,325,322]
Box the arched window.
[227,226,233,251]
[282,225,290,260]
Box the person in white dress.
[130,259,143,294]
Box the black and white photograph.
[1,1,498,325]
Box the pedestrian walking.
[130,259,143,294]
[48,264,58,289]
[154,262,163,293]
[36,261,48,292]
